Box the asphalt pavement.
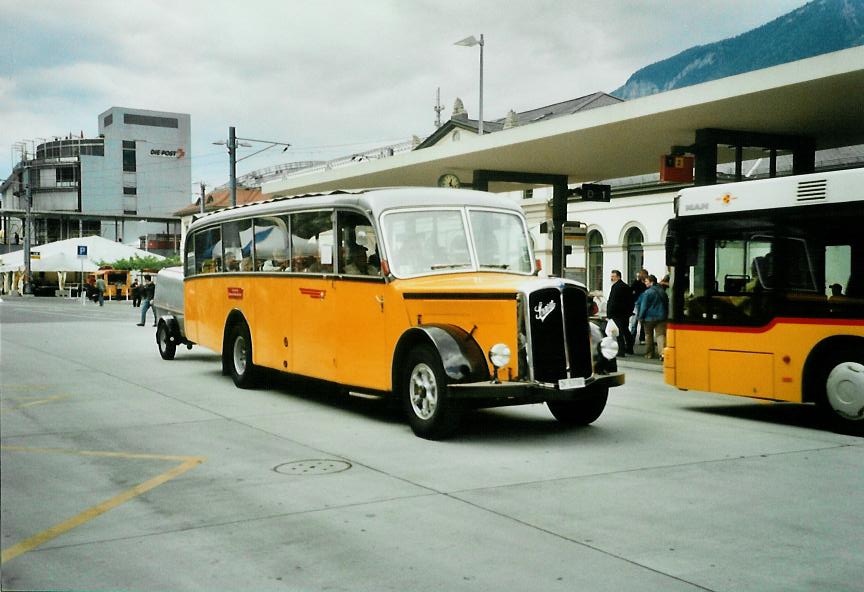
[1,296,862,591]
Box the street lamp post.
[23,164,32,295]
[214,127,291,207]
[455,34,485,135]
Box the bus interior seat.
[724,275,750,294]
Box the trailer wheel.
[156,321,176,361]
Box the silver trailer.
[153,266,193,359]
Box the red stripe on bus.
[299,288,326,299]
[668,317,864,334]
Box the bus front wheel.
[817,349,864,433]
[401,345,461,440]
[225,322,259,389]
[547,386,609,426]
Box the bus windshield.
[381,208,533,277]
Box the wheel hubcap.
[233,335,247,375]
[409,363,438,420]
[826,361,864,421]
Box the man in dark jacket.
[607,269,635,357]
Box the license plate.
[558,377,585,390]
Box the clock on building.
[437,173,461,188]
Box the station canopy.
[264,46,864,197]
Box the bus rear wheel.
[547,386,609,426]
[225,322,259,389]
[401,345,461,440]
[817,349,864,433]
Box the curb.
[616,358,663,373]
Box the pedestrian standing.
[137,276,156,326]
[606,270,635,357]
[95,275,106,306]
[630,269,648,345]
[637,274,669,359]
[131,280,141,307]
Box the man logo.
[534,300,556,322]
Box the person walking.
[637,274,669,359]
[606,269,635,357]
[137,276,156,327]
[95,275,106,306]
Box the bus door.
[331,211,388,390]
[289,210,338,381]
[673,233,776,397]
[247,215,292,371]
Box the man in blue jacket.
[636,274,669,359]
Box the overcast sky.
[1,0,808,197]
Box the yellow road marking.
[0,395,70,415]
[0,447,205,564]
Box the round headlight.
[488,343,512,369]
[599,336,619,360]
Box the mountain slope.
[612,0,864,99]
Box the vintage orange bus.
[156,188,624,438]
[664,167,864,433]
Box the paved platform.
[2,298,861,591]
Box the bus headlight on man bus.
[600,336,618,360]
[488,343,511,383]
[489,343,511,368]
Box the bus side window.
[185,233,196,276]
[254,216,290,272]
[195,227,221,274]
[222,219,253,273]
[337,210,379,276]
[292,210,334,274]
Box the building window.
[123,113,179,128]
[104,114,113,127]
[123,141,136,172]
[523,189,534,200]
[588,230,604,292]
[56,167,76,183]
[123,186,137,195]
[625,227,644,282]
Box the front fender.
[394,324,490,384]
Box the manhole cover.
[273,460,352,475]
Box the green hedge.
[96,255,181,271]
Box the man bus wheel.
[401,344,461,440]
[225,321,259,389]
[547,386,609,425]
[156,322,176,361]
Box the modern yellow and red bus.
[156,188,623,438]
[664,167,864,432]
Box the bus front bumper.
[448,372,624,403]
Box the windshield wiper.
[480,263,510,269]
[430,263,472,270]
